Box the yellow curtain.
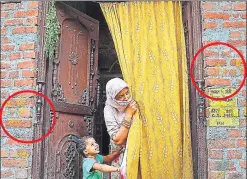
[100,2,193,179]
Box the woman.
[104,78,137,179]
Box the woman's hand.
[125,100,137,118]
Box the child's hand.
[114,146,124,154]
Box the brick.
[4,19,23,26]
[17,60,36,69]
[1,80,12,87]
[229,31,241,38]
[1,149,9,158]
[225,172,243,179]
[1,11,9,17]
[15,169,28,178]
[221,69,237,77]
[2,159,28,167]
[28,1,39,9]
[208,139,235,149]
[26,17,38,25]
[208,171,225,179]
[14,79,35,87]
[16,149,30,158]
[241,90,246,96]
[1,27,7,35]
[2,37,9,44]
[1,170,14,178]
[1,44,15,51]
[10,149,31,158]
[18,108,32,118]
[12,27,37,34]
[241,13,246,19]
[227,129,242,138]
[22,70,36,78]
[206,68,219,76]
[206,78,231,86]
[5,138,20,145]
[203,12,231,20]
[19,43,35,50]
[227,150,242,159]
[239,99,246,107]
[208,150,223,159]
[233,3,246,11]
[14,10,38,18]
[1,71,7,78]
[8,71,19,78]
[1,53,7,60]
[202,3,216,10]
[230,59,243,66]
[232,13,240,18]
[2,3,15,10]
[5,120,32,128]
[204,50,219,57]
[6,99,35,107]
[228,40,246,47]
[240,160,246,168]
[203,41,214,46]
[208,160,235,171]
[223,21,246,28]
[237,139,246,148]
[23,51,36,59]
[203,22,218,29]
[9,52,21,60]
[219,3,232,11]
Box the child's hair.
[75,136,93,157]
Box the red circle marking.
[0,90,56,144]
[190,41,247,101]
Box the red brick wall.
[1,1,39,178]
[202,1,246,179]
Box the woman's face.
[115,87,130,101]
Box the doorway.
[33,1,206,179]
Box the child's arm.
[103,148,122,163]
[92,163,120,173]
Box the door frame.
[32,1,207,179]
[182,2,207,179]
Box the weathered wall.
[1,1,39,178]
[201,1,246,178]
[1,1,246,179]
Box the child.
[75,136,122,179]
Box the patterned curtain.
[100,2,193,179]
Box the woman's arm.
[113,100,137,145]
[103,148,122,163]
[112,114,132,145]
[104,100,137,145]
[93,163,119,173]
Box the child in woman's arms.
[75,136,123,179]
